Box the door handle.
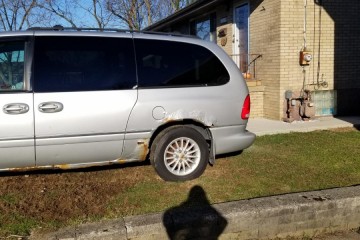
[3,103,29,114]
[38,102,63,113]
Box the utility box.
[299,50,312,66]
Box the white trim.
[232,1,250,56]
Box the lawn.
[0,127,359,237]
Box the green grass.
[1,128,360,237]
[107,128,360,215]
[0,194,19,205]
[0,214,38,236]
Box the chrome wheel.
[164,137,201,176]
[151,126,209,181]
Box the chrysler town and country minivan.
[0,27,255,181]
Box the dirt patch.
[0,162,155,235]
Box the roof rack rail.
[27,26,131,33]
[26,26,198,38]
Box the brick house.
[146,0,360,120]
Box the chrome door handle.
[38,102,63,113]
[3,103,29,114]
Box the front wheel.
[151,126,209,181]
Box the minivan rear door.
[0,39,35,169]
[33,35,138,166]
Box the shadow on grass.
[163,185,227,240]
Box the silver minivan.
[0,28,255,181]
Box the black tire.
[150,126,209,181]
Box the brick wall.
[249,0,282,119]
[249,0,360,119]
[278,0,335,120]
[249,86,264,118]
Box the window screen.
[134,39,229,88]
[34,36,136,92]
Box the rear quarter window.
[134,39,229,88]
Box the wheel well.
[149,120,213,160]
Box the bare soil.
[0,162,157,234]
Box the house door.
[234,3,249,73]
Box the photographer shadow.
[163,185,228,240]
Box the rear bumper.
[210,125,256,155]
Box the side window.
[0,41,25,91]
[134,39,229,88]
[190,13,217,42]
[34,37,136,92]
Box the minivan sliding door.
[33,35,137,166]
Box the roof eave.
[145,0,224,31]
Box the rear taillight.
[241,94,251,120]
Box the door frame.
[232,1,250,72]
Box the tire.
[150,126,209,181]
